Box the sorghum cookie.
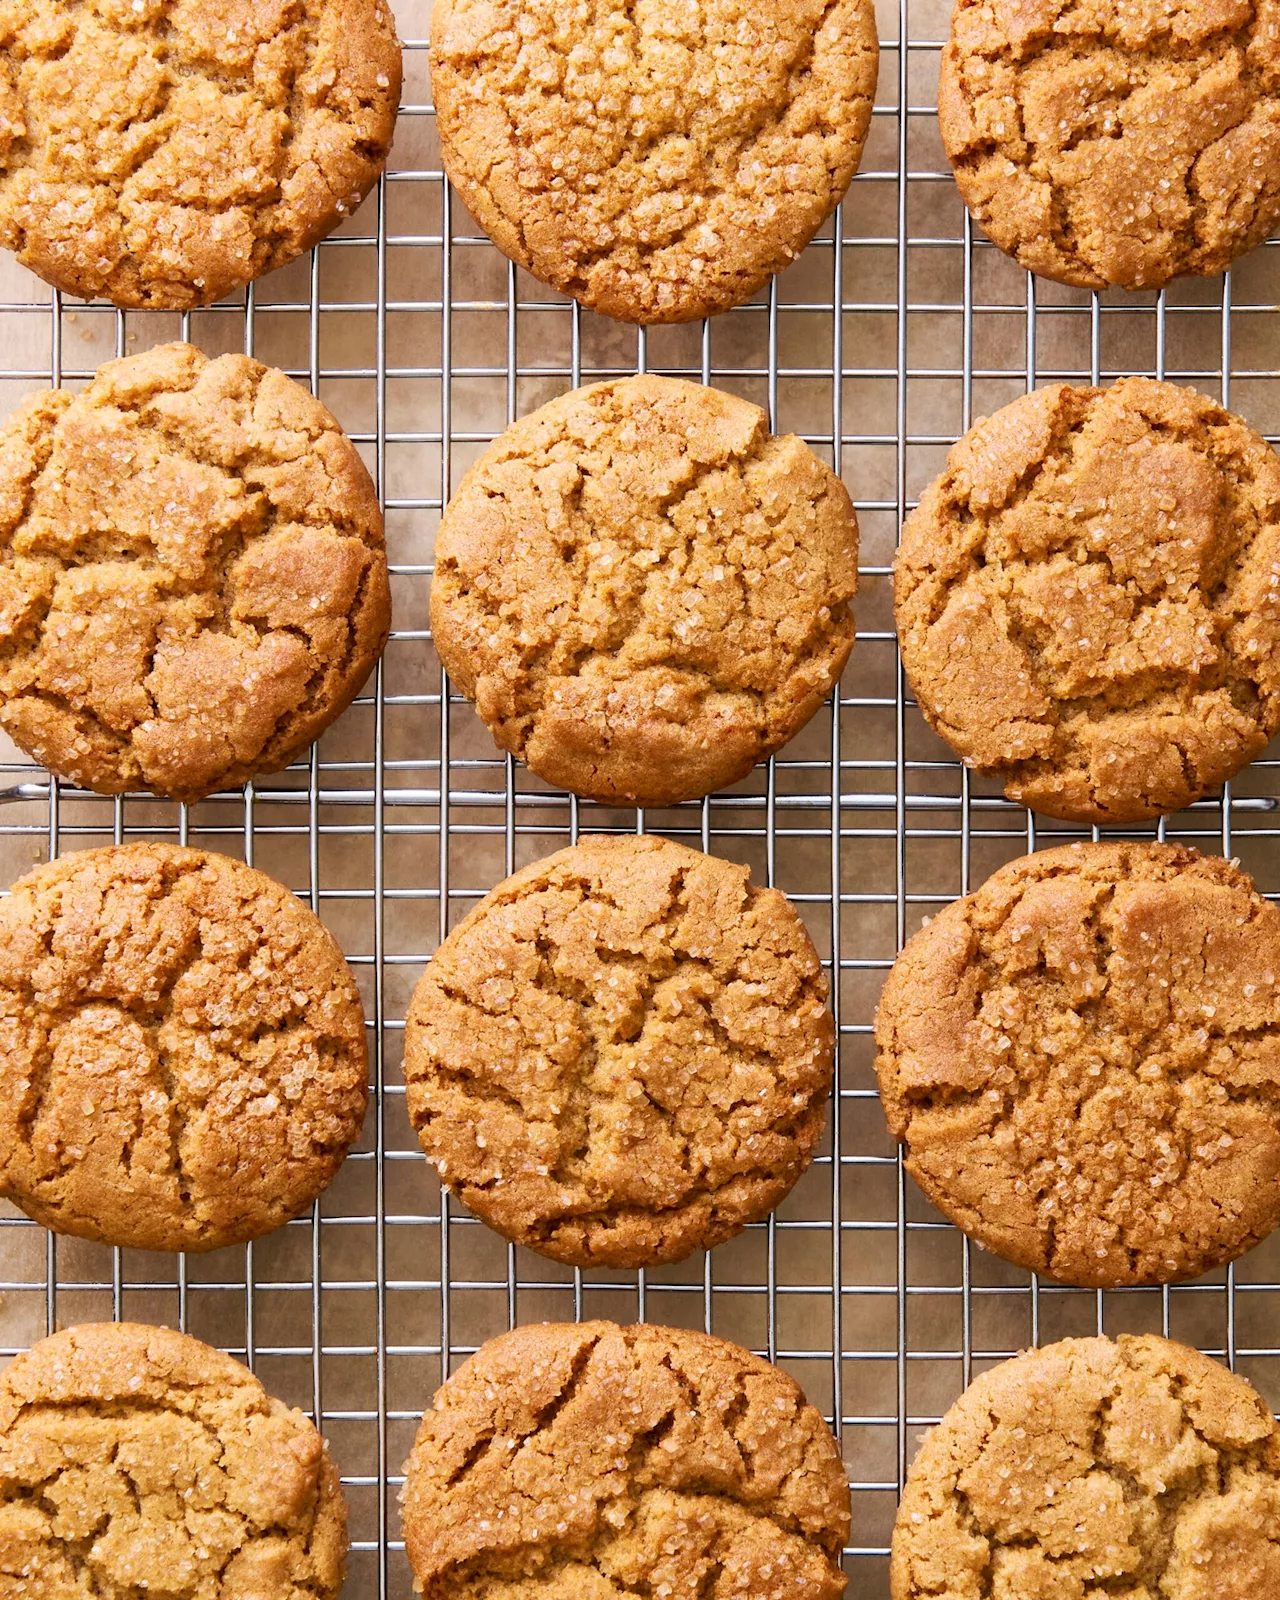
[431,376,858,807]
[404,833,833,1267]
[0,842,368,1253]
[0,341,391,802]
[402,1320,851,1600]
[430,0,878,324]
[892,1334,1280,1600]
[895,378,1280,823]
[0,1321,348,1600]
[940,0,1280,290]
[0,0,400,309]
[874,841,1280,1288]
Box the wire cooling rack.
[2,2,1280,1595]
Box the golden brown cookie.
[940,0,1280,290]
[0,0,401,309]
[875,840,1280,1288]
[0,342,391,803]
[430,0,878,325]
[0,843,368,1253]
[895,378,1280,824]
[0,1321,348,1600]
[430,376,858,807]
[403,834,833,1268]
[401,1320,851,1600]
[891,1334,1280,1600]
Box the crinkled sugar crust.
[429,0,878,324]
[0,341,391,802]
[0,1322,348,1600]
[403,834,834,1268]
[430,376,859,808]
[0,0,401,309]
[891,1334,1280,1600]
[940,0,1280,290]
[401,1320,851,1600]
[894,378,1280,824]
[875,841,1280,1288]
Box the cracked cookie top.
[430,376,859,808]
[0,342,391,803]
[0,842,368,1253]
[430,0,878,324]
[0,0,401,309]
[940,0,1280,290]
[0,1321,348,1600]
[895,378,1280,824]
[403,834,834,1268]
[401,1320,851,1600]
[891,1334,1280,1600]
[875,841,1280,1288]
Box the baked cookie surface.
[874,841,1280,1288]
[430,376,858,807]
[895,378,1280,823]
[0,0,401,309]
[0,342,390,802]
[401,1320,851,1600]
[0,1321,348,1600]
[430,0,878,324]
[940,0,1280,290]
[404,834,833,1267]
[0,843,368,1253]
[891,1334,1280,1600]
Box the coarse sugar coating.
[0,341,390,803]
[940,0,1280,290]
[895,378,1280,824]
[0,1321,348,1600]
[430,375,859,808]
[401,1320,851,1600]
[0,0,401,309]
[874,840,1280,1288]
[0,842,368,1253]
[891,1334,1280,1600]
[429,0,878,324]
[403,834,834,1268]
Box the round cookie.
[430,0,878,325]
[895,378,1280,824]
[0,0,400,310]
[401,1320,851,1600]
[891,1334,1280,1600]
[874,840,1280,1288]
[0,1321,348,1600]
[404,833,834,1268]
[0,843,368,1253]
[939,0,1280,290]
[431,376,859,808]
[0,341,391,803]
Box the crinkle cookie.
[0,0,401,308]
[895,378,1280,823]
[402,1320,851,1600]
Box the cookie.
[939,0,1280,290]
[0,341,391,803]
[401,1320,851,1600]
[895,378,1280,824]
[430,0,878,325]
[430,376,858,808]
[0,1321,348,1599]
[875,840,1280,1288]
[891,1334,1280,1600]
[0,0,400,309]
[403,833,833,1268]
[0,842,368,1253]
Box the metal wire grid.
[0,4,1279,1596]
